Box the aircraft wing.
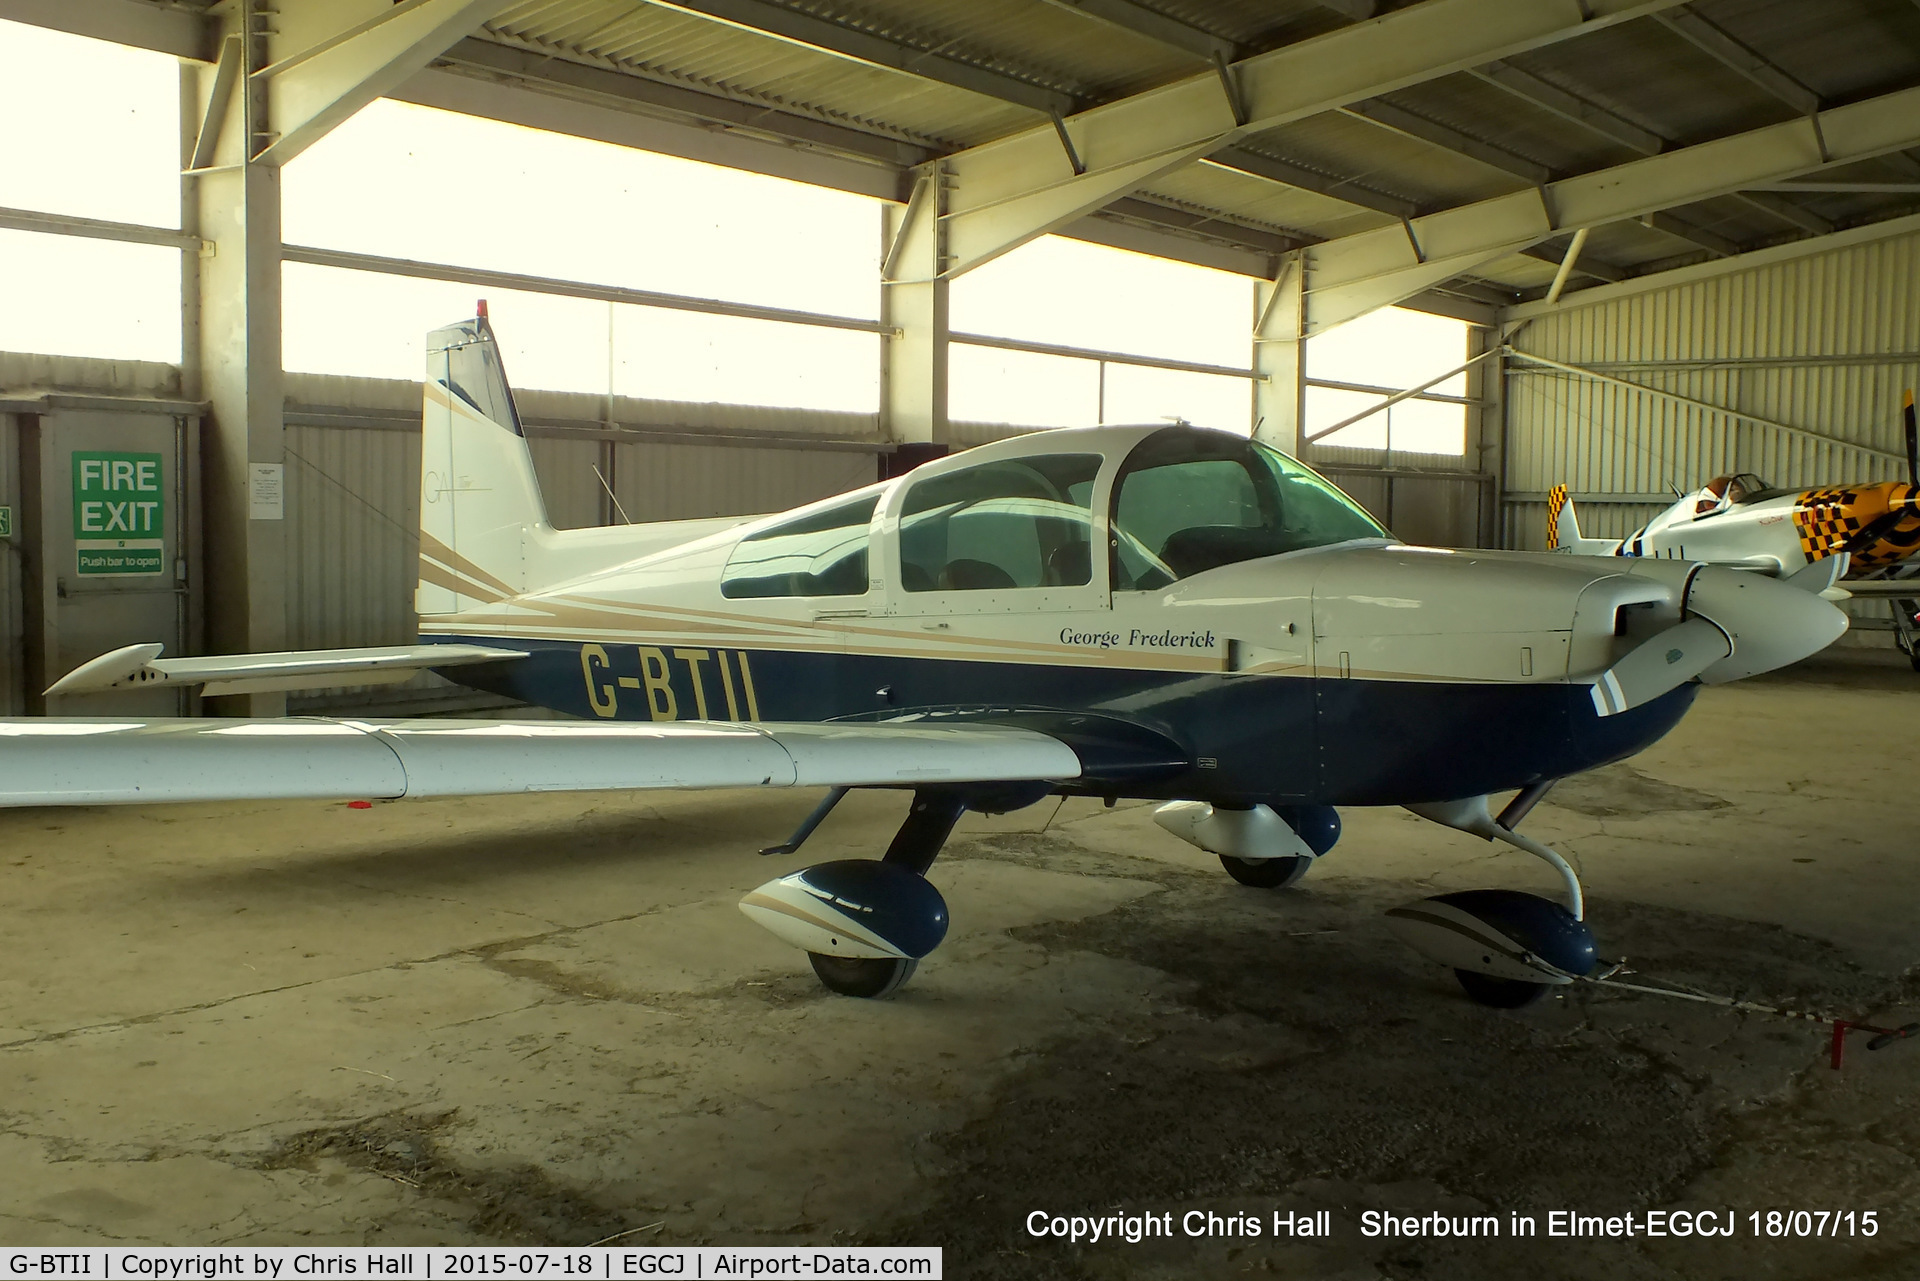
[0,718,1085,808]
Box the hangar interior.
[4,0,1919,719]
[2,0,1920,1270]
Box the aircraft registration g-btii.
[1546,391,1920,668]
[0,311,1851,1008]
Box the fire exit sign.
[0,505,11,539]
[73,451,165,576]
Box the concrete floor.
[3,653,1918,1279]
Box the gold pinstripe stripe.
[420,531,517,598]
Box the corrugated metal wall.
[1306,442,1492,548]
[613,439,876,523]
[1504,227,1920,644]
[0,411,19,714]
[284,422,422,653]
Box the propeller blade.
[1589,618,1732,717]
[1903,389,1916,489]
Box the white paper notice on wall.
[249,463,284,521]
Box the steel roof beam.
[0,0,213,61]
[1340,98,1553,184]
[1314,1,1380,19]
[1203,147,1419,219]
[653,0,1079,115]
[1469,60,1664,155]
[1653,6,1821,116]
[925,0,1689,281]
[1301,82,1920,331]
[1034,0,1237,64]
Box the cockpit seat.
[1159,526,1290,578]
[1044,541,1092,587]
[938,559,1017,591]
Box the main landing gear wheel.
[809,953,919,999]
[1454,969,1550,1009]
[1218,853,1312,888]
[742,788,980,1000]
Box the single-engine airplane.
[1547,391,1920,668]
[0,311,1851,1008]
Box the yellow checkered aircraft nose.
[1792,482,1920,570]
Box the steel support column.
[1252,256,1303,451]
[180,0,504,712]
[881,170,949,444]
[189,0,284,713]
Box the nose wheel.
[1454,969,1551,1009]
[1392,792,1599,1009]
[1218,853,1312,888]
[809,954,919,999]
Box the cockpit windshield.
[1110,427,1389,589]
[1695,472,1775,515]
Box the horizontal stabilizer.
[46,643,529,698]
[1589,618,1732,717]
[0,718,1083,808]
[1833,577,1920,598]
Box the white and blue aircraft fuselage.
[5,314,1849,1008]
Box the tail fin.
[415,309,771,618]
[1546,484,1583,549]
[417,310,550,615]
[1545,484,1625,555]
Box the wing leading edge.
[44,642,527,698]
[0,718,1083,808]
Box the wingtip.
[45,641,166,696]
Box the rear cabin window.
[899,454,1102,592]
[1111,428,1387,590]
[720,493,877,598]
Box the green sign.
[73,451,165,576]
[0,505,10,539]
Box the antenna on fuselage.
[593,462,632,525]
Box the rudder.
[417,310,551,615]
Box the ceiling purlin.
[1653,4,1821,116]
[1033,0,1238,64]
[646,0,1085,114]
[1338,97,1553,185]
[452,30,949,155]
[1640,209,1741,257]
[1203,147,1419,219]
[1468,60,1663,156]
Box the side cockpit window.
[899,454,1102,592]
[1111,428,1387,589]
[720,494,878,599]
